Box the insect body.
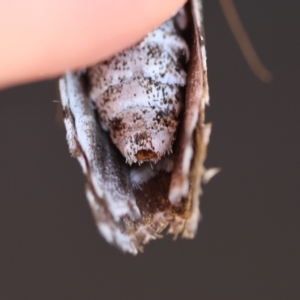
[60,0,211,254]
[88,16,189,166]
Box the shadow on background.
[0,1,299,299]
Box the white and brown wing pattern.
[59,0,213,254]
[88,15,189,166]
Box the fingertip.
[0,0,186,88]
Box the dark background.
[0,1,299,299]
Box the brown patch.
[61,107,71,119]
[136,150,158,161]
[110,117,126,132]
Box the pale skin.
[0,0,186,89]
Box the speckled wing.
[88,17,188,165]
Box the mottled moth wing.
[169,0,211,237]
[59,0,211,254]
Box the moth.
[59,0,214,254]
